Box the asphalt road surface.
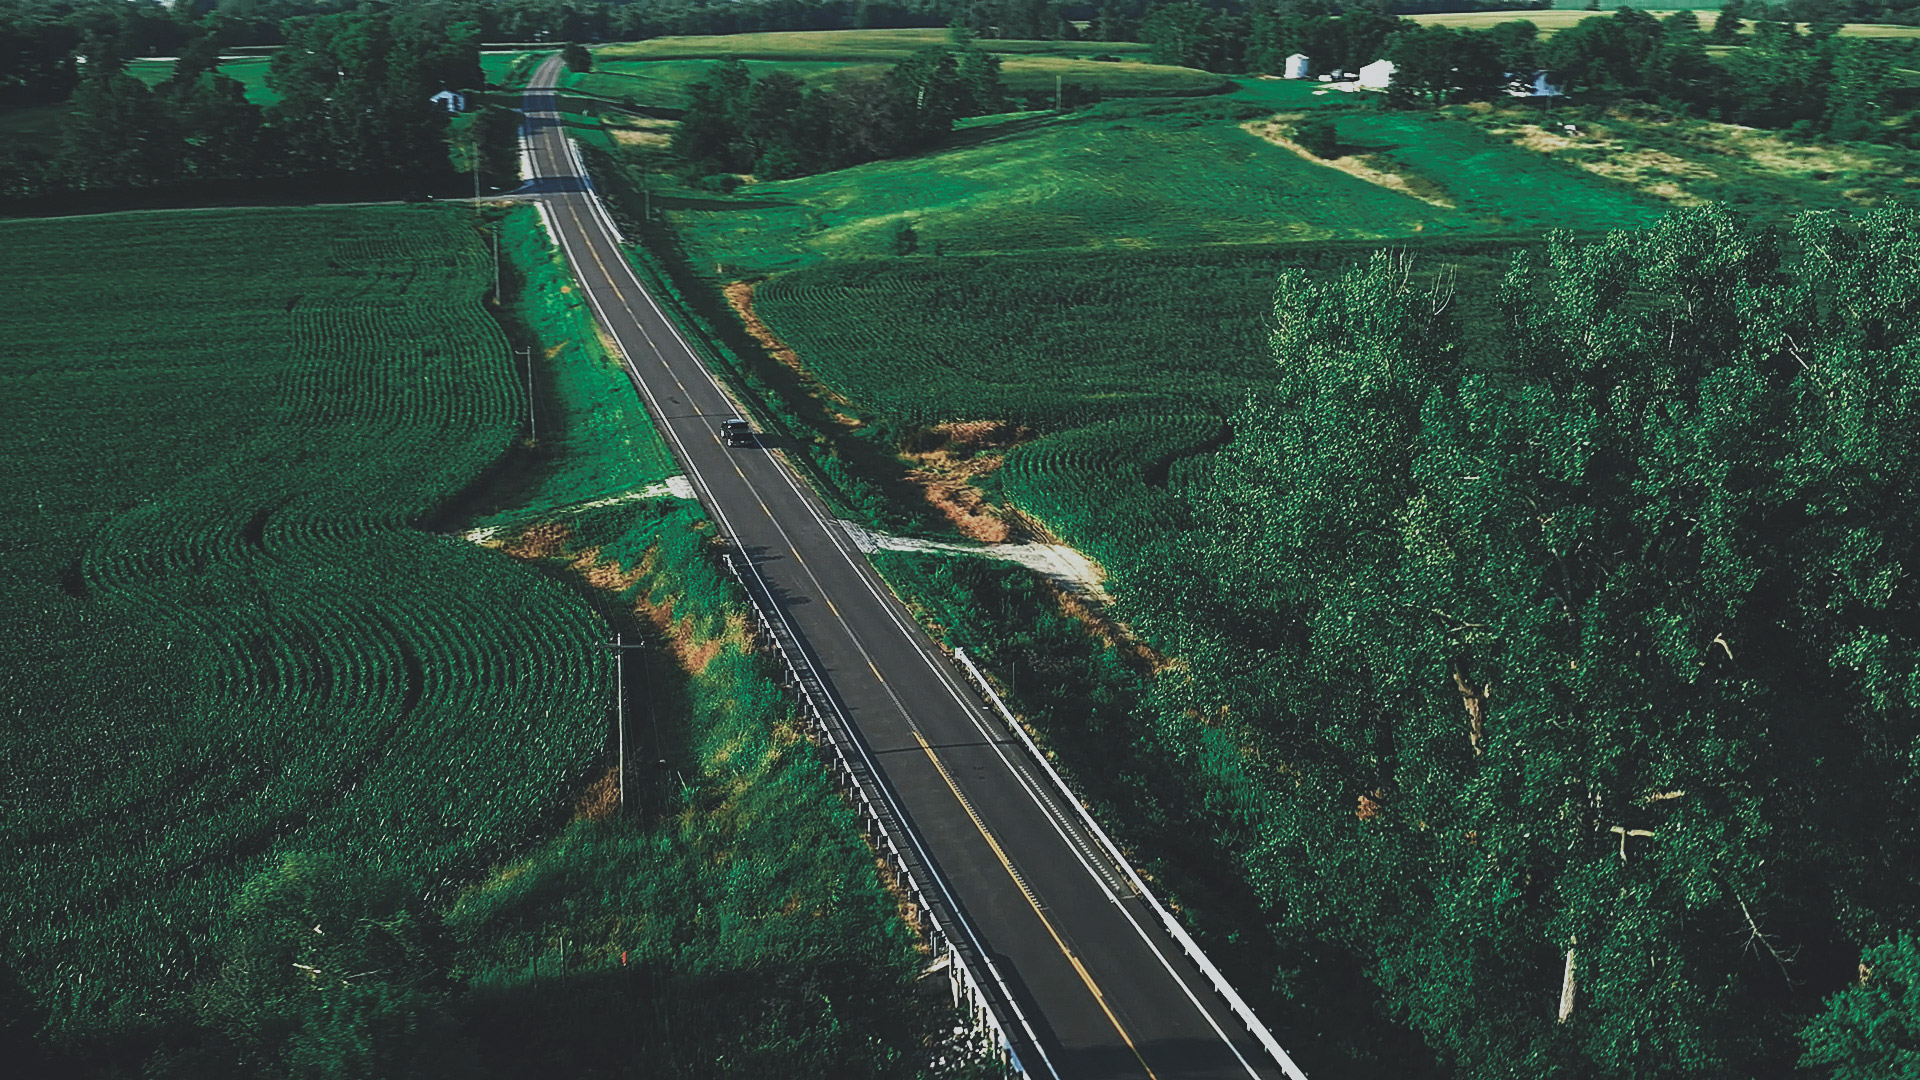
[518,56,1296,1080]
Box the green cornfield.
[752,239,1527,556]
[0,205,609,1045]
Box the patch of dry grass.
[1243,113,1456,209]
[1477,117,1717,205]
[1450,103,1914,209]
[608,115,677,149]
[724,280,863,426]
[898,421,1034,542]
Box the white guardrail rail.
[720,549,1055,1079]
[953,647,1311,1080]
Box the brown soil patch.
[631,588,736,676]
[1244,114,1456,209]
[899,421,1034,542]
[505,521,572,560]
[574,768,621,821]
[724,280,862,426]
[573,545,648,594]
[1055,585,1171,674]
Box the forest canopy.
[1116,205,1920,1078]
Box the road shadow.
[517,175,590,194]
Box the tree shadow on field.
[460,957,949,1079]
[940,113,1063,151]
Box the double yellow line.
[913,731,1161,1080]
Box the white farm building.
[1284,53,1311,79]
[1356,59,1396,90]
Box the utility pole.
[520,345,536,443]
[615,632,626,813]
[491,228,501,304]
[1056,74,1062,112]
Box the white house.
[429,89,466,114]
[1284,53,1311,80]
[1356,59,1396,90]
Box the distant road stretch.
[519,55,1298,1080]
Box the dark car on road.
[720,417,754,447]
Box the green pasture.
[1229,75,1356,110]
[998,53,1230,97]
[482,49,543,89]
[125,54,281,104]
[661,95,1655,276]
[595,27,1156,63]
[454,206,678,528]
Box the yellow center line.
[536,106,1161,1077]
[913,732,1162,1080]
[562,202,626,303]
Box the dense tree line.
[1381,8,1918,142]
[671,46,1005,178]
[0,2,488,201]
[1749,0,1920,26]
[1110,205,1920,1079]
[1111,3,1918,145]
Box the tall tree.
[1128,206,1920,1080]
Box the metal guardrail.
[953,647,1312,1080]
[719,548,1055,1079]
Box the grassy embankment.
[447,203,966,1076]
[0,202,957,1076]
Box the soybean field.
[0,206,609,1045]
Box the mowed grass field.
[0,205,616,1042]
[595,27,1157,62]
[126,54,282,104]
[582,28,1229,111]
[664,95,1657,275]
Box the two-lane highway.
[519,56,1298,1080]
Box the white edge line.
[523,63,1059,1079]
[957,650,1311,1080]
[553,97,1273,1074]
